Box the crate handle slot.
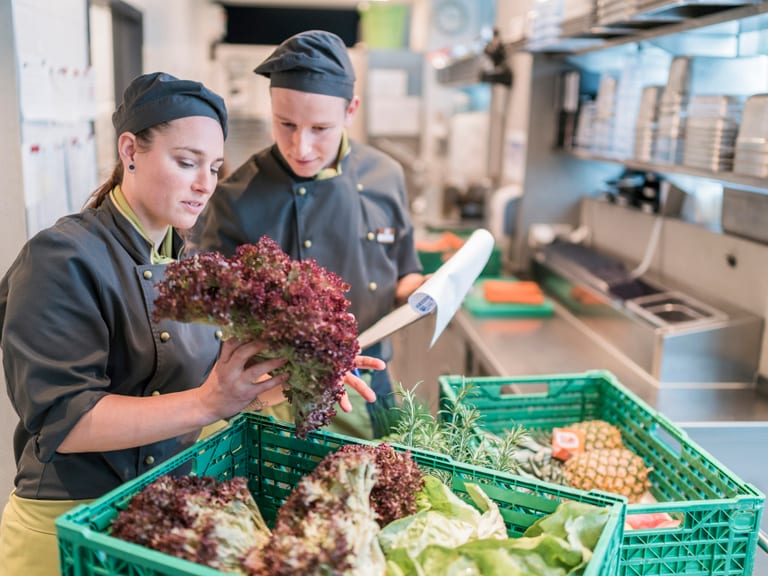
[499,381,552,397]
[730,509,760,532]
[625,508,685,532]
[649,424,683,459]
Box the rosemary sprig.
[384,379,528,477]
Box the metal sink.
[626,291,728,331]
[532,251,763,383]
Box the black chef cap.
[253,30,355,100]
[112,72,228,139]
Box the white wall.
[0,0,221,515]
[128,0,224,85]
[1,0,94,514]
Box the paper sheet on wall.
[357,228,495,350]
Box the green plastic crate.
[418,246,502,277]
[57,412,624,576]
[417,227,502,277]
[439,370,766,576]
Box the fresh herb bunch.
[385,380,529,480]
[110,475,269,574]
[153,236,360,438]
[250,443,424,575]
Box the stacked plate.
[634,85,662,161]
[653,57,691,164]
[636,0,668,9]
[591,75,619,154]
[683,95,744,172]
[734,93,768,178]
[574,100,598,149]
[562,0,596,36]
[526,0,564,51]
[596,0,639,26]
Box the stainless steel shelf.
[510,1,768,56]
[569,147,768,191]
[434,53,484,86]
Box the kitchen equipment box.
[439,370,765,576]
[56,412,625,576]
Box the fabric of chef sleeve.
[1,229,111,463]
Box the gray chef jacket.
[199,141,422,336]
[0,196,221,500]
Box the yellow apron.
[198,419,230,440]
[260,385,374,440]
[0,492,91,576]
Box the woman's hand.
[337,355,386,412]
[197,338,288,420]
[233,352,384,415]
[59,338,289,454]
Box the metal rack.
[512,1,768,55]
[570,147,768,191]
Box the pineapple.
[567,419,624,451]
[563,448,651,503]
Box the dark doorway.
[110,0,143,101]
[219,4,360,47]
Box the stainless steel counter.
[454,302,768,423]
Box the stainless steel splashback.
[532,244,763,384]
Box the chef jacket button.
[143,270,153,280]
[297,187,307,196]
[144,455,155,466]
[303,239,312,248]
[151,390,161,396]
[215,330,223,340]
[368,282,378,292]
[357,183,364,191]
[159,331,171,342]
[366,232,375,241]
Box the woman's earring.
[128,163,135,172]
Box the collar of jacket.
[315,130,351,181]
[99,193,184,265]
[110,185,175,264]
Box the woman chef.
[0,71,380,576]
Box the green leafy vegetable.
[153,237,359,438]
[381,496,611,576]
[378,476,507,559]
[250,443,424,576]
[110,476,270,574]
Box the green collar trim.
[110,185,175,264]
[315,131,351,181]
